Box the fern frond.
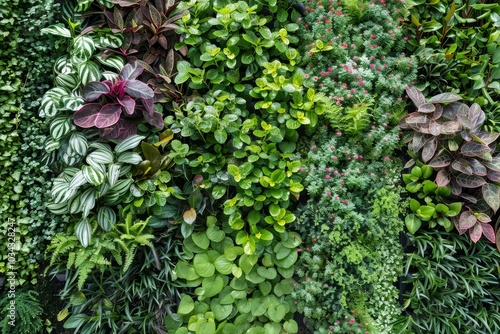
[77,262,93,290]
[123,245,137,272]
[135,234,154,246]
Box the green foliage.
[292,126,405,333]
[0,288,44,333]
[395,231,500,334]
[405,0,500,131]
[323,99,374,136]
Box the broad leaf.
[428,92,462,104]
[481,223,496,243]
[422,137,438,163]
[120,62,144,80]
[435,169,451,187]
[469,103,485,134]
[461,141,490,157]
[125,79,154,99]
[73,104,101,128]
[405,214,421,234]
[95,103,122,128]
[411,133,427,153]
[451,159,473,175]
[183,208,196,224]
[440,121,461,134]
[468,159,487,176]
[482,183,500,212]
[418,103,436,113]
[429,119,442,136]
[487,170,500,182]
[433,104,444,120]
[406,86,426,107]
[483,157,500,172]
[83,82,110,101]
[455,174,486,188]
[428,149,452,168]
[76,219,92,248]
[459,211,477,230]
[118,96,136,115]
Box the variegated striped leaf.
[108,179,133,197]
[44,137,61,153]
[53,176,68,186]
[61,1,75,20]
[114,134,145,153]
[72,36,96,61]
[97,206,116,231]
[97,0,114,8]
[46,202,69,215]
[50,117,73,140]
[107,164,121,187]
[103,191,121,206]
[68,132,88,156]
[63,187,78,202]
[117,152,143,165]
[61,152,79,166]
[96,34,124,49]
[75,0,93,12]
[51,182,71,203]
[98,183,110,197]
[41,24,71,38]
[78,61,102,85]
[54,56,75,75]
[80,188,97,218]
[69,170,88,189]
[82,165,105,186]
[76,219,92,248]
[87,150,114,165]
[96,54,125,72]
[89,142,113,153]
[55,73,79,90]
[102,71,119,81]
[68,194,82,214]
[40,87,70,118]
[62,167,81,179]
[119,165,131,177]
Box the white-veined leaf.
[114,134,145,153]
[82,165,105,186]
[78,61,102,85]
[75,0,93,12]
[108,179,133,197]
[76,219,92,248]
[61,153,79,166]
[46,202,69,215]
[55,73,79,90]
[68,132,88,156]
[107,164,121,187]
[117,152,143,165]
[50,116,73,140]
[119,165,131,177]
[44,137,61,153]
[97,206,116,231]
[102,71,119,81]
[51,181,72,203]
[62,96,85,111]
[41,24,71,38]
[98,183,110,197]
[68,194,82,214]
[86,150,114,164]
[72,36,96,61]
[96,34,124,49]
[54,56,75,75]
[61,167,80,180]
[80,188,97,218]
[89,142,113,152]
[96,54,125,72]
[69,170,88,189]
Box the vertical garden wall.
[1,0,500,333]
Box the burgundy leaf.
[95,103,122,128]
[487,170,500,182]
[83,82,110,101]
[482,183,500,212]
[429,119,442,136]
[450,179,462,196]
[469,159,488,176]
[422,137,438,163]
[135,59,156,75]
[461,141,491,157]
[484,157,500,172]
[157,35,168,49]
[428,149,452,168]
[455,174,487,188]
[459,193,477,204]
[118,96,136,115]
[435,169,451,187]
[469,223,483,243]
[418,103,436,113]
[459,211,477,230]
[451,159,473,175]
[111,80,127,99]
[113,6,124,30]
[440,121,461,135]
[149,3,162,27]
[143,109,164,129]
[406,86,426,107]
[100,119,137,140]
[120,62,144,80]
[433,104,444,120]
[125,79,155,99]
[469,103,485,134]
[141,97,154,115]
[404,113,429,125]
[74,103,101,128]
[475,131,500,145]
[481,223,496,243]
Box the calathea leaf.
[440,121,461,134]
[120,62,144,80]
[418,103,435,113]
[450,179,462,196]
[74,103,101,128]
[428,119,442,136]
[411,133,427,153]
[482,183,500,212]
[456,174,487,188]
[433,104,444,120]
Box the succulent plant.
[400,86,500,246]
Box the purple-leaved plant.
[74,62,164,140]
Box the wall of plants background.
[0,0,499,333]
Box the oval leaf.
[482,183,500,212]
[469,223,483,243]
[183,208,197,224]
[456,174,486,188]
[422,137,438,163]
